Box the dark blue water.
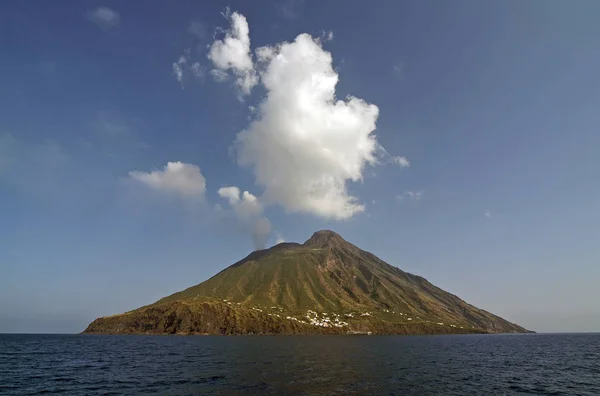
[1,334,598,395]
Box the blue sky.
[1,0,599,333]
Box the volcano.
[84,230,529,335]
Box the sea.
[1,333,598,395]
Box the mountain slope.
[84,230,529,335]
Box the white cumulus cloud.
[204,11,406,220]
[87,7,120,30]
[208,10,258,95]
[218,186,241,205]
[129,162,206,198]
[217,186,271,250]
[233,33,379,220]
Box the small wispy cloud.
[396,191,423,202]
[173,58,185,86]
[277,0,305,20]
[319,30,334,42]
[187,21,207,41]
[392,156,410,168]
[190,63,204,78]
[86,111,148,152]
[376,145,409,168]
[210,69,230,82]
[172,50,205,88]
[87,7,120,30]
[95,111,131,137]
[393,62,404,74]
[484,210,492,218]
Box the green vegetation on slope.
[84,230,529,335]
[84,298,486,336]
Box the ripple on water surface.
[1,333,599,395]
